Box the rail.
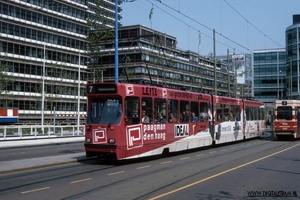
[0,125,85,141]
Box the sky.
[121,0,300,56]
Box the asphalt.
[0,137,86,174]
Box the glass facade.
[0,0,121,124]
[286,14,300,99]
[253,49,286,103]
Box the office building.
[90,24,235,96]
[286,14,300,99]
[253,48,286,103]
[0,0,121,124]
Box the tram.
[84,83,265,160]
[274,100,300,139]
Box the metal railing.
[0,125,85,140]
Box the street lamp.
[289,59,292,99]
[279,70,283,99]
[115,0,119,83]
[213,29,217,95]
[232,52,238,98]
[281,71,283,99]
[77,53,81,134]
[227,49,230,97]
[41,43,46,134]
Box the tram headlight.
[108,138,115,144]
[86,138,91,143]
[124,117,129,124]
[87,124,92,131]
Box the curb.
[0,137,85,149]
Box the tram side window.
[168,99,178,123]
[235,105,241,121]
[154,98,166,123]
[251,107,255,120]
[199,102,209,122]
[260,108,265,120]
[223,104,231,121]
[125,96,140,124]
[191,101,199,122]
[228,105,237,121]
[246,106,255,120]
[246,106,250,120]
[216,103,223,122]
[253,107,258,120]
[180,100,190,122]
[142,97,152,123]
[250,107,255,120]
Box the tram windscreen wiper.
[108,105,122,127]
[99,102,106,124]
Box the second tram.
[84,83,265,160]
[274,100,300,139]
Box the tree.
[86,0,115,82]
[0,60,13,108]
[46,62,66,123]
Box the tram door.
[297,107,300,137]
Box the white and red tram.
[84,83,265,160]
[274,100,300,139]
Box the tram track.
[133,139,299,200]
[19,139,292,199]
[0,159,114,193]
[0,136,295,199]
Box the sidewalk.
[0,137,87,174]
[0,136,84,148]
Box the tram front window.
[87,98,122,124]
[277,106,292,120]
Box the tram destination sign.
[88,84,117,94]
